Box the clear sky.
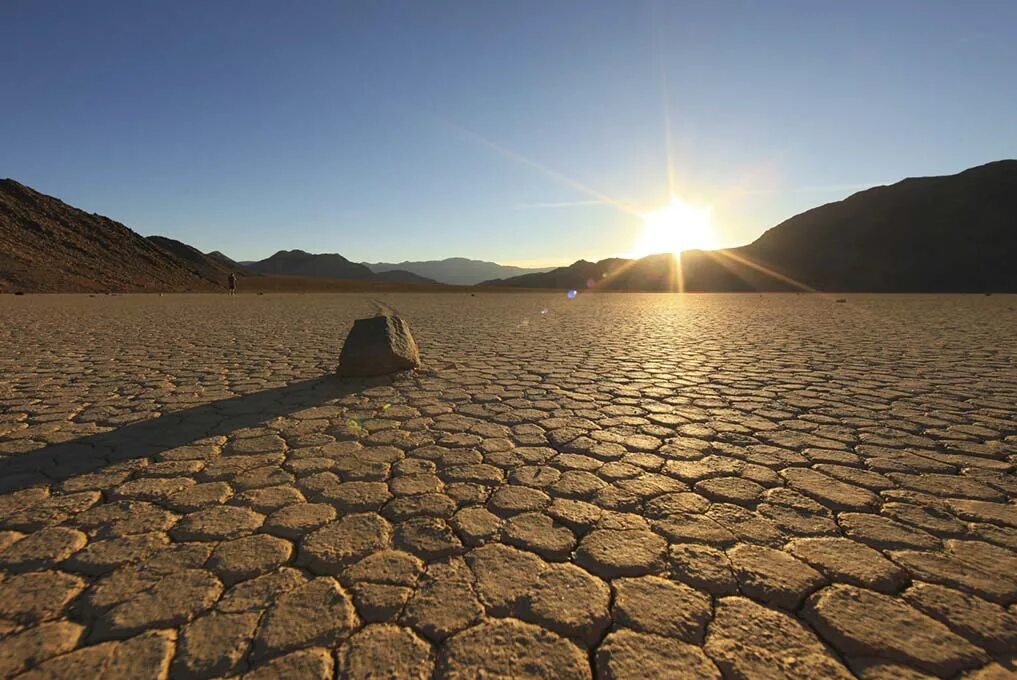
[2,1,1015,266]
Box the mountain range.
[2,160,1015,293]
[365,258,553,285]
[0,181,449,293]
[483,160,1017,292]
[244,250,435,284]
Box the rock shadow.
[0,374,368,493]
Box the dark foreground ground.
[0,293,1014,679]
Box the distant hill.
[0,179,219,293]
[246,249,374,279]
[484,160,1017,292]
[247,250,437,284]
[206,250,248,271]
[147,236,253,288]
[366,257,554,285]
[372,269,437,284]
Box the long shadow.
[0,374,368,494]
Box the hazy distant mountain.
[366,257,554,285]
[372,269,439,284]
[484,160,1017,292]
[0,179,219,293]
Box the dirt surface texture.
[0,292,1015,679]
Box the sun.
[631,197,717,258]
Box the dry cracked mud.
[0,292,1015,679]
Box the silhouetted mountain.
[484,161,1017,292]
[247,250,375,280]
[147,236,251,288]
[0,179,219,293]
[481,258,629,289]
[206,250,248,271]
[246,250,438,284]
[366,257,554,285]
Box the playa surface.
[0,292,1015,678]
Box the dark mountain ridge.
[0,179,218,293]
[0,182,437,292]
[484,160,1017,292]
[246,250,435,284]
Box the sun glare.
[631,197,717,258]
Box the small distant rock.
[339,316,420,377]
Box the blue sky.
[2,1,1015,265]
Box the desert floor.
[0,292,1015,679]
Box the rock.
[263,503,336,540]
[695,476,765,506]
[596,629,721,680]
[502,512,576,560]
[252,577,358,658]
[705,504,785,546]
[489,485,552,515]
[90,569,223,641]
[165,481,234,512]
[450,507,503,545]
[243,647,334,679]
[394,517,463,560]
[612,575,711,642]
[298,513,391,575]
[889,550,1017,604]
[70,500,178,539]
[231,484,304,512]
[208,534,294,585]
[63,532,169,576]
[705,596,853,679]
[382,493,457,522]
[903,581,1017,654]
[351,582,412,622]
[802,584,986,676]
[169,506,265,542]
[467,543,547,615]
[781,468,879,512]
[216,568,307,614]
[18,629,175,680]
[0,526,87,571]
[336,624,434,679]
[846,657,938,680]
[343,549,423,586]
[727,545,827,610]
[839,513,940,550]
[173,611,260,679]
[788,537,907,593]
[574,529,666,578]
[668,543,738,595]
[437,618,590,679]
[519,563,611,645]
[339,315,420,377]
[401,558,483,641]
[0,620,85,677]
